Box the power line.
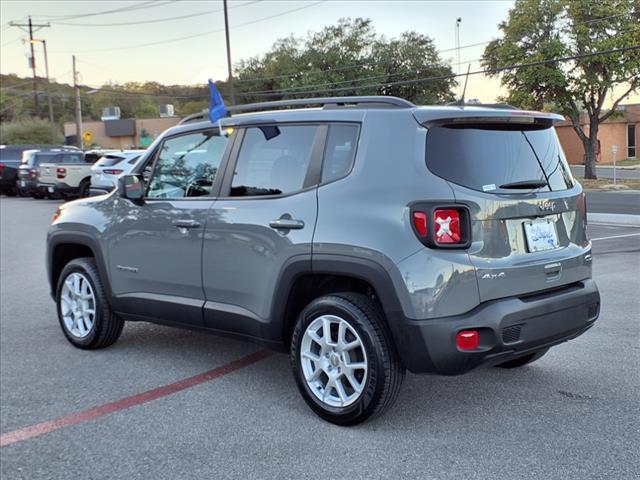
[237,45,640,98]
[49,1,261,27]
[32,1,174,21]
[50,1,326,54]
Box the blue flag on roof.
[208,79,228,123]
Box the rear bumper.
[395,279,600,374]
[38,182,78,195]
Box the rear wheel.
[495,348,548,368]
[31,192,45,199]
[56,257,124,349]
[78,179,90,198]
[290,293,405,425]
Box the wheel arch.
[273,254,406,350]
[47,231,112,301]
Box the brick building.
[555,103,639,165]
[63,117,181,150]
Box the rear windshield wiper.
[499,179,548,189]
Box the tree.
[482,0,640,179]
[0,118,64,144]
[235,18,455,104]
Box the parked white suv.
[90,150,143,194]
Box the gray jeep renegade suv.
[47,96,600,425]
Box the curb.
[588,213,640,226]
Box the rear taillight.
[410,205,470,248]
[0,163,4,174]
[103,169,123,175]
[433,209,461,244]
[29,169,38,179]
[56,167,67,179]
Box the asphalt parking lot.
[1,196,639,480]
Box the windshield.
[425,125,574,193]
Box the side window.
[321,124,359,183]
[147,130,227,199]
[61,153,84,164]
[230,125,318,197]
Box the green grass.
[611,158,640,167]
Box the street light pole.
[32,39,56,143]
[455,17,462,76]
[223,0,235,104]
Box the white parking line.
[591,233,640,241]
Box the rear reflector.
[412,212,428,237]
[434,209,461,244]
[456,330,479,350]
[56,167,67,179]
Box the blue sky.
[1,0,637,105]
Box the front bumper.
[395,279,600,374]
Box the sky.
[0,0,637,105]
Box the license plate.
[524,219,559,252]
[48,187,54,193]
[20,180,26,187]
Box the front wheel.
[56,257,124,349]
[290,293,405,425]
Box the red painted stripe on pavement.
[0,350,272,448]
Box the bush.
[0,118,64,145]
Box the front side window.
[147,130,227,198]
[230,125,318,197]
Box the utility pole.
[73,55,84,149]
[9,16,50,116]
[32,39,56,142]
[223,0,235,104]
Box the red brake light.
[434,209,461,244]
[103,169,123,175]
[412,212,428,237]
[29,169,38,179]
[0,163,4,174]
[456,330,479,350]
[56,167,67,179]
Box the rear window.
[96,155,126,167]
[426,125,574,192]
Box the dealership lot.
[1,196,638,480]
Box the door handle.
[269,218,305,230]
[172,219,201,229]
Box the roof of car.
[170,96,564,136]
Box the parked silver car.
[47,96,600,425]
[90,150,143,194]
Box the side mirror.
[118,175,145,202]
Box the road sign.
[611,144,618,155]
[83,131,93,144]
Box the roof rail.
[178,96,415,124]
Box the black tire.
[78,179,90,198]
[31,192,45,199]
[290,293,405,426]
[17,187,28,197]
[56,257,124,349]
[495,348,549,368]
